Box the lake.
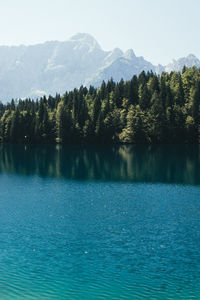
[0,144,200,299]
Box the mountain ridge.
[0,33,199,102]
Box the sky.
[0,0,199,65]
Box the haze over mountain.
[0,33,199,102]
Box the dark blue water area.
[0,144,200,299]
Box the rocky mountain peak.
[165,53,200,72]
[187,53,198,59]
[123,49,136,60]
[69,33,102,52]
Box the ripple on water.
[0,174,200,299]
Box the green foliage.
[0,67,200,144]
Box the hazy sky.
[0,0,199,65]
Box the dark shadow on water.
[0,143,200,185]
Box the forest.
[0,66,200,144]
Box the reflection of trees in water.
[0,144,200,185]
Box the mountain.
[164,54,200,72]
[86,49,155,87]
[0,33,107,101]
[0,33,199,102]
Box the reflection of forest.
[0,144,200,185]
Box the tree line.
[0,66,200,144]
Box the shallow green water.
[0,144,200,299]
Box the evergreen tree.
[0,67,200,145]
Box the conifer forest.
[0,67,200,144]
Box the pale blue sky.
[0,0,199,65]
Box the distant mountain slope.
[165,54,200,72]
[86,49,155,87]
[0,33,199,101]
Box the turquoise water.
[0,144,200,299]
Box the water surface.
[0,144,200,299]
